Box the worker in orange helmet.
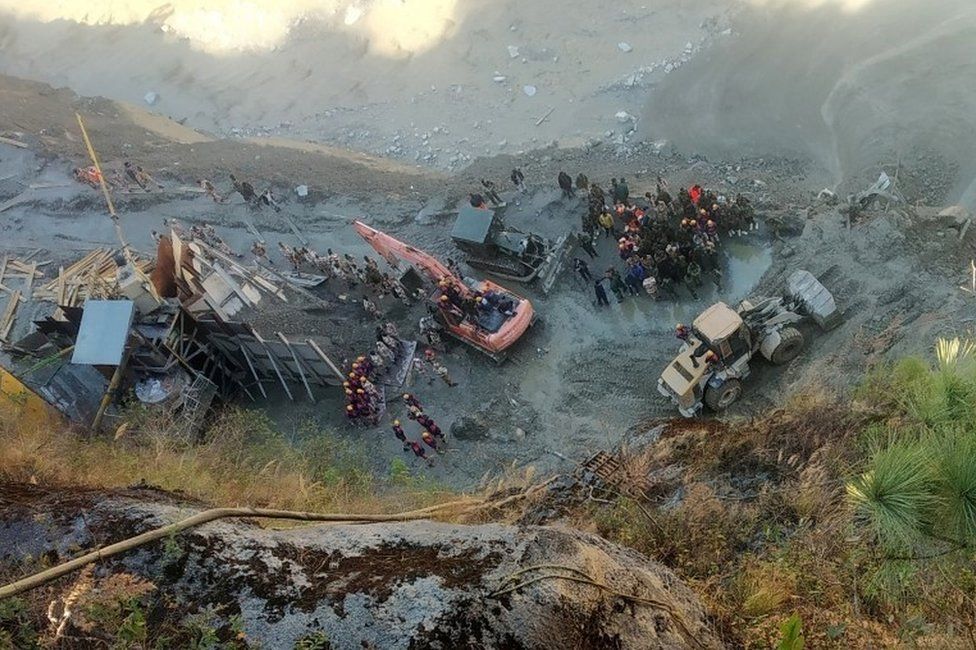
[675,324,690,342]
[391,420,409,450]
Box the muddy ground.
[1,95,971,492]
[2,0,976,490]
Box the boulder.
[0,485,722,649]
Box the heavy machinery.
[657,270,840,417]
[451,205,571,293]
[353,221,536,362]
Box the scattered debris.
[507,45,520,58]
[0,135,28,149]
[535,107,555,126]
[523,85,537,97]
[615,111,636,124]
[144,91,159,106]
[617,42,633,53]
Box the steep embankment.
[643,0,976,205]
[0,74,442,199]
[0,484,721,649]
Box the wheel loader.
[657,270,840,417]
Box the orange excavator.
[353,220,536,362]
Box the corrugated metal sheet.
[71,300,135,365]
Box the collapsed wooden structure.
[1,232,348,433]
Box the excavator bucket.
[787,270,840,330]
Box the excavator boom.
[353,220,460,292]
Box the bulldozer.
[657,270,840,417]
[450,204,571,293]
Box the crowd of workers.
[343,356,384,425]
[433,274,517,330]
[390,393,448,465]
[562,174,756,305]
[73,160,164,193]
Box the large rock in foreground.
[0,485,722,649]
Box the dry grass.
[0,406,456,516]
[583,392,935,648]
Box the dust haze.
[644,0,976,203]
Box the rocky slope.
[0,484,722,649]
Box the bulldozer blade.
[787,269,841,330]
[537,234,575,294]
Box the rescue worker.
[606,268,627,302]
[230,174,257,203]
[408,440,433,465]
[558,171,575,198]
[403,393,422,410]
[124,161,162,191]
[598,210,615,238]
[593,278,610,307]
[576,173,589,192]
[421,430,444,454]
[616,177,630,204]
[675,324,690,342]
[573,258,593,282]
[433,360,458,387]
[481,179,503,206]
[251,240,271,264]
[577,232,599,259]
[258,187,282,212]
[686,259,703,288]
[199,179,223,203]
[73,166,103,188]
[470,193,487,209]
[363,296,380,318]
[391,420,410,451]
[511,167,526,192]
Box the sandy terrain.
[0,0,734,170]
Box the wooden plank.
[194,240,288,301]
[0,256,7,287]
[239,342,268,399]
[307,338,345,381]
[283,214,309,246]
[277,332,315,402]
[23,263,35,300]
[0,135,28,149]
[0,192,32,214]
[249,328,293,401]
[211,262,257,308]
[57,267,65,304]
[0,290,21,341]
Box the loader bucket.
[787,270,840,330]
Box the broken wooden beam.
[277,332,315,402]
[0,135,28,149]
[0,290,22,341]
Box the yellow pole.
[75,113,131,261]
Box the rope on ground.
[0,480,551,601]
[488,565,707,649]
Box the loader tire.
[770,327,804,365]
[704,379,742,411]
